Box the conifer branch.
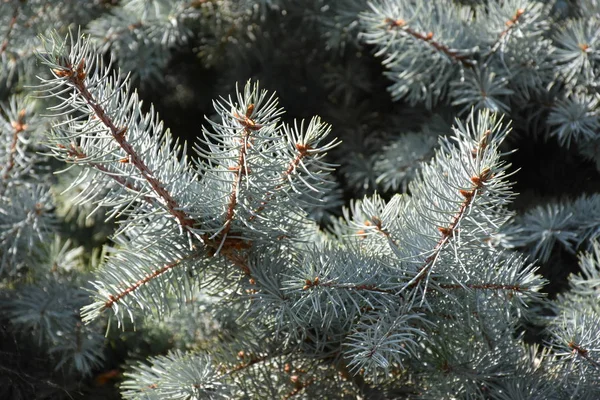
[1,108,26,183]
[304,280,396,295]
[221,104,256,242]
[384,17,476,68]
[283,376,314,399]
[437,282,527,292]
[225,352,274,375]
[250,142,314,221]
[49,57,196,230]
[412,140,494,287]
[58,142,157,205]
[101,248,204,312]
[490,8,526,53]
[0,3,19,56]
[568,341,600,369]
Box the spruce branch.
[382,17,476,69]
[120,350,231,400]
[0,184,55,272]
[98,248,205,314]
[86,0,200,83]
[542,241,600,394]
[547,92,600,147]
[372,127,439,192]
[481,1,550,56]
[360,0,478,105]
[0,95,42,192]
[401,111,515,292]
[451,67,514,115]
[36,32,340,328]
[489,7,526,53]
[2,106,26,181]
[501,193,600,262]
[36,32,197,232]
[552,17,600,90]
[196,81,338,249]
[0,2,19,56]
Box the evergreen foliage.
[1,0,600,399]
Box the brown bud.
[295,143,311,154]
[246,104,255,118]
[459,189,474,200]
[53,68,73,78]
[438,227,452,236]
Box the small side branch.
[370,216,400,249]
[1,108,26,184]
[412,140,495,287]
[225,352,273,375]
[221,104,257,240]
[0,4,19,56]
[303,277,397,296]
[251,142,312,221]
[55,59,196,230]
[437,283,525,292]
[384,18,475,68]
[102,249,203,311]
[59,142,157,206]
[490,8,526,53]
[568,341,600,369]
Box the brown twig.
[59,142,157,205]
[411,138,495,288]
[489,8,526,54]
[250,143,312,221]
[0,4,19,56]
[103,249,203,310]
[384,18,476,69]
[568,341,600,369]
[56,58,196,230]
[221,104,257,240]
[1,108,27,185]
